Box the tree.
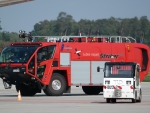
[56,12,75,36]
[140,16,149,43]
[31,13,150,45]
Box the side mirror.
[137,67,140,72]
[97,66,100,72]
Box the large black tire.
[16,84,37,96]
[106,98,111,103]
[132,98,136,103]
[82,86,102,95]
[111,98,116,103]
[43,73,66,96]
[137,89,142,102]
[132,91,137,103]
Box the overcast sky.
[0,0,150,33]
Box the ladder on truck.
[32,35,137,43]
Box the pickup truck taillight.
[130,85,134,89]
[103,85,106,89]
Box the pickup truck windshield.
[0,46,38,63]
[104,64,133,78]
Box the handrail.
[32,35,137,43]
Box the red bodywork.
[0,39,150,86]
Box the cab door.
[36,45,56,82]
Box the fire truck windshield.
[0,46,38,63]
[104,64,133,78]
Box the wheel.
[132,91,137,103]
[43,73,66,96]
[111,99,116,103]
[106,98,111,103]
[137,89,142,102]
[82,86,102,95]
[132,98,136,103]
[16,84,37,96]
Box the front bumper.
[103,90,134,99]
[0,66,32,84]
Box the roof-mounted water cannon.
[19,30,33,42]
[19,30,26,38]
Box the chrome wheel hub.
[52,80,61,90]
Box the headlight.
[105,80,110,84]
[126,81,131,85]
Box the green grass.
[143,73,150,82]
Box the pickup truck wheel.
[137,89,142,102]
[132,91,137,103]
[111,99,116,103]
[16,84,37,96]
[106,98,111,103]
[43,73,66,96]
[132,98,136,103]
[82,86,101,95]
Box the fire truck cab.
[103,62,142,103]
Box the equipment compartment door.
[91,61,108,85]
[60,53,70,66]
[71,61,90,85]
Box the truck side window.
[37,47,48,62]
[37,45,56,62]
[37,65,46,80]
[28,57,35,74]
[48,45,56,59]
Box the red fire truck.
[0,31,149,96]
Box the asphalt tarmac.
[0,80,150,113]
